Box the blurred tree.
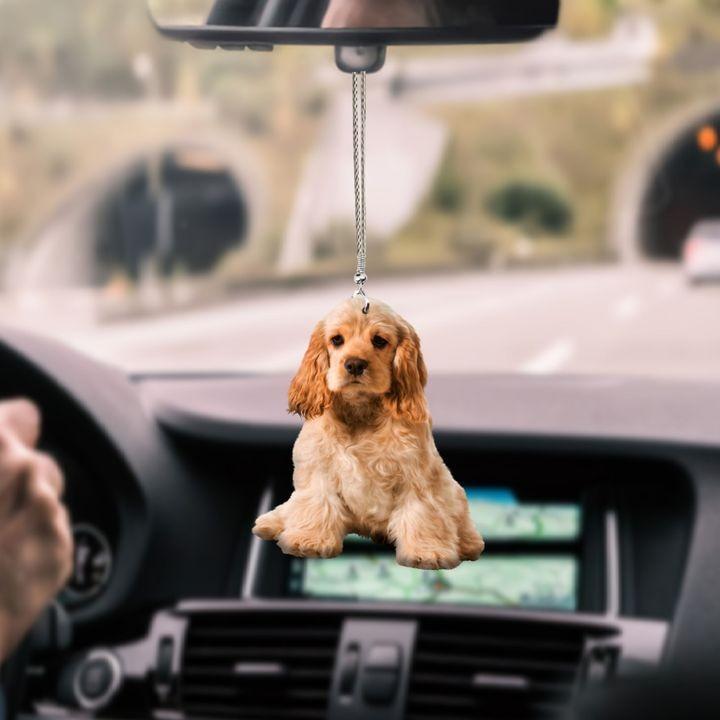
[486,181,573,236]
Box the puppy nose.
[345,357,368,377]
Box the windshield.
[2,1,720,379]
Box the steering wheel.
[1,635,33,720]
[0,604,71,720]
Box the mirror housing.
[149,0,560,52]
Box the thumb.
[0,399,41,448]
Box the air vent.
[407,617,607,720]
[179,611,342,720]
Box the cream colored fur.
[252,297,484,569]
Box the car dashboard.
[2,327,718,720]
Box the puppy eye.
[372,335,389,349]
[330,335,344,347]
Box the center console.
[75,600,667,720]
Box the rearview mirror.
[149,0,560,51]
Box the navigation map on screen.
[291,488,581,610]
[293,555,578,610]
[467,488,581,541]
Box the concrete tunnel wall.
[5,131,266,292]
[611,101,720,264]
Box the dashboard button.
[69,649,123,711]
[361,643,402,705]
[79,659,113,700]
[155,636,175,697]
[338,642,360,698]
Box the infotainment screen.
[292,555,578,609]
[467,488,581,541]
[288,488,582,611]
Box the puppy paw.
[277,530,342,559]
[252,512,284,541]
[396,548,460,570]
[458,536,485,561]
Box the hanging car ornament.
[253,68,484,569]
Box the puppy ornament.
[253,71,483,569]
[252,296,485,569]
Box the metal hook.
[353,287,370,314]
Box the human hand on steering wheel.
[0,399,73,664]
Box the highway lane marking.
[407,279,571,331]
[23,267,620,371]
[519,338,575,374]
[65,275,558,355]
[231,279,572,372]
[612,294,642,321]
[258,277,582,371]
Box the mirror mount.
[334,46,386,74]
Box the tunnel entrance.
[94,145,247,284]
[641,116,720,260]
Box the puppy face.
[323,300,398,397]
[288,298,428,423]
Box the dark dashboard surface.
[1,327,720,719]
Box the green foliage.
[486,181,573,235]
[431,147,465,213]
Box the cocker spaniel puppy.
[252,297,485,569]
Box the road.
[2,264,719,381]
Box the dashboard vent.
[407,617,593,720]
[179,611,342,720]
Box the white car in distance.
[683,219,720,284]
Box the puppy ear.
[288,322,331,419]
[384,324,428,423]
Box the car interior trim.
[240,484,273,599]
[604,508,620,617]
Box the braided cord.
[351,71,369,313]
